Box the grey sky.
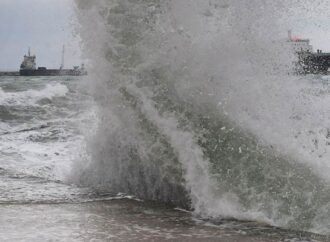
[0,0,81,71]
[289,17,330,52]
[1,1,330,71]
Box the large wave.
[73,0,330,234]
[0,83,68,106]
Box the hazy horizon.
[1,1,330,71]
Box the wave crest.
[0,83,68,106]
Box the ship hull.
[19,69,87,76]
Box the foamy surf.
[1,0,330,241]
[73,0,330,236]
[0,83,68,106]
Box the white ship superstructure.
[20,48,36,70]
[287,30,313,53]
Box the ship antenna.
[60,45,65,69]
[28,47,31,56]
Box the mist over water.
[74,0,330,234]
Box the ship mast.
[60,45,65,69]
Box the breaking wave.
[73,0,330,234]
[0,83,68,106]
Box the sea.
[0,76,329,242]
[2,0,330,241]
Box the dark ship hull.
[19,69,87,76]
[296,52,330,75]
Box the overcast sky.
[0,0,81,71]
[289,16,330,52]
[1,1,330,71]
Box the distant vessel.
[19,47,87,76]
[288,31,330,74]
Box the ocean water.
[0,76,329,241]
[73,0,330,236]
[2,0,330,241]
[0,76,94,203]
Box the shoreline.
[0,199,326,242]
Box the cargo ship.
[19,47,87,76]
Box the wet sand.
[0,199,326,242]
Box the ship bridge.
[20,48,36,70]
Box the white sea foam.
[0,83,68,106]
[74,0,330,234]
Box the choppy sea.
[0,76,328,242]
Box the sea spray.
[74,0,330,234]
